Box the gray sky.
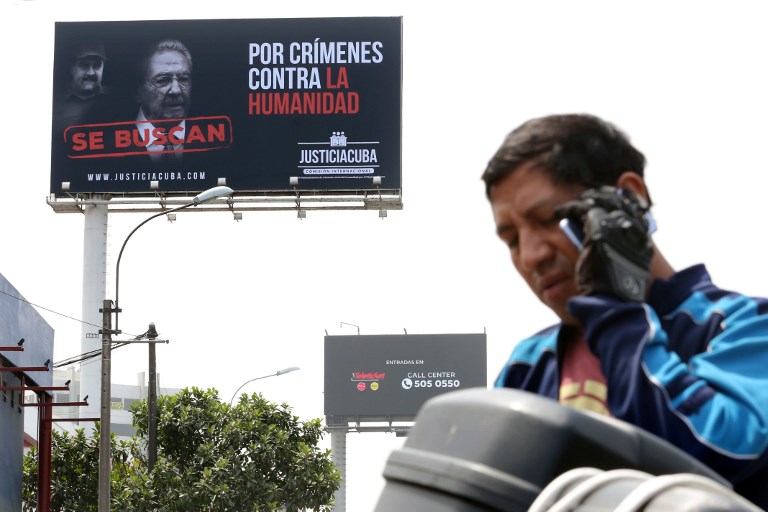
[3,1,768,509]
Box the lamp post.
[98,186,234,512]
[229,366,301,407]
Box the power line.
[54,327,154,369]
[53,342,130,369]
[0,288,102,330]
[0,288,150,368]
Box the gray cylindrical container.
[374,388,729,512]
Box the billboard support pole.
[331,429,347,512]
[81,200,108,435]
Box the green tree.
[23,387,340,512]
[22,424,136,512]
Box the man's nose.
[517,230,552,272]
[168,77,183,94]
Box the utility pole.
[98,299,116,512]
[147,322,159,471]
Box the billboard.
[50,17,402,197]
[324,334,487,423]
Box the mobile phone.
[559,217,587,251]
[559,211,657,251]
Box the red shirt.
[559,332,610,416]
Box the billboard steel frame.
[47,189,402,214]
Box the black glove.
[555,186,654,302]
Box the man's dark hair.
[482,114,648,203]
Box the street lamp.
[229,366,301,407]
[98,186,233,512]
[113,185,234,332]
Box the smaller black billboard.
[324,334,487,422]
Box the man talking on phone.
[482,113,768,508]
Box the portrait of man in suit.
[134,39,193,165]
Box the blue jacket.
[494,265,768,508]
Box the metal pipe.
[37,393,53,512]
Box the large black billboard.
[50,17,402,197]
[324,334,487,422]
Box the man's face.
[70,57,104,97]
[489,160,586,323]
[138,50,192,121]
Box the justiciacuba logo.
[298,131,378,169]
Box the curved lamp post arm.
[113,186,233,331]
[229,366,300,406]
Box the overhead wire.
[0,287,101,330]
[0,287,151,369]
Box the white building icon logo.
[330,131,347,147]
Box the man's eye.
[540,215,558,227]
[153,76,172,87]
[151,74,191,89]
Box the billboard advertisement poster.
[324,334,487,421]
[50,17,402,197]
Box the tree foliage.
[23,387,340,512]
[22,424,137,512]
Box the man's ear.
[616,171,649,204]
